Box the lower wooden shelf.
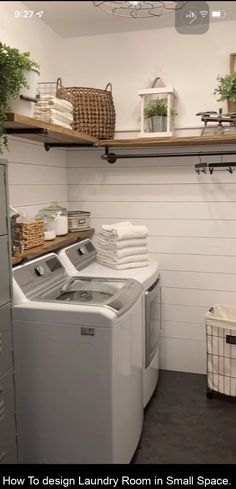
[12,229,95,266]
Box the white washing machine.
[59,239,161,407]
[12,253,143,464]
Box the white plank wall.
[4,137,68,216]
[68,147,236,374]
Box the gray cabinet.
[0,166,7,236]
[0,161,17,463]
[0,236,11,308]
[0,371,17,463]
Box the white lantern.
[138,78,177,138]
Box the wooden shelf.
[6,114,236,151]
[96,134,236,148]
[5,113,98,147]
[12,229,95,266]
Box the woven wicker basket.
[56,78,116,139]
[16,219,45,250]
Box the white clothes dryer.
[12,253,143,464]
[59,239,161,407]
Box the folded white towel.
[38,96,73,110]
[99,223,148,241]
[33,115,72,130]
[97,252,148,264]
[97,246,148,260]
[96,237,148,250]
[34,108,73,123]
[97,257,149,270]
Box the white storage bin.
[205,304,236,397]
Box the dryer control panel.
[65,239,97,271]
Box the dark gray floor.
[134,370,236,464]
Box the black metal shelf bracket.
[102,146,236,165]
[6,128,48,135]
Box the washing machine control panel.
[34,265,45,276]
[13,254,65,297]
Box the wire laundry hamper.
[205,304,236,398]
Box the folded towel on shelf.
[37,96,73,111]
[97,245,148,260]
[99,222,148,241]
[97,252,148,264]
[96,236,148,250]
[97,257,149,270]
[33,114,72,130]
[34,108,73,124]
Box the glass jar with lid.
[42,202,68,236]
[44,215,56,240]
[36,211,56,241]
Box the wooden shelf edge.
[6,113,98,145]
[96,134,236,148]
[12,229,95,266]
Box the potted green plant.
[214,73,236,112]
[0,42,39,153]
[144,98,177,133]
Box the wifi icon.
[200,10,209,18]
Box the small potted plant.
[214,73,236,112]
[0,42,39,153]
[144,98,177,133]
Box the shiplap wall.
[67,146,236,374]
[4,138,68,216]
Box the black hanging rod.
[102,146,236,164]
[196,161,236,174]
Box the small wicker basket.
[56,78,116,139]
[16,219,45,250]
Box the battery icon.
[211,10,226,18]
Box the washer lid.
[34,277,142,317]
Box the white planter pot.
[10,68,40,117]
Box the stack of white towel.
[96,221,149,270]
[34,96,74,130]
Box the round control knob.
[34,265,45,277]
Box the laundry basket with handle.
[56,78,116,139]
[205,304,236,398]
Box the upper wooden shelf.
[5,113,98,148]
[96,134,236,148]
[5,114,236,150]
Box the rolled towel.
[97,252,148,264]
[96,236,148,250]
[96,245,148,260]
[97,257,149,270]
[99,223,148,241]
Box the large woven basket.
[16,219,45,250]
[56,78,116,139]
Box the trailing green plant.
[0,42,39,153]
[214,73,236,102]
[144,98,177,118]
